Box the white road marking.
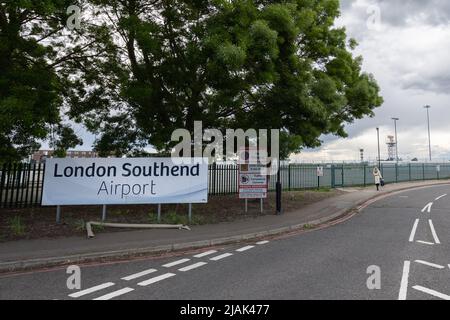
[428,220,441,244]
[68,282,115,298]
[421,202,433,213]
[398,261,411,300]
[193,250,217,258]
[178,262,207,272]
[138,273,176,286]
[93,287,134,300]
[412,286,450,300]
[163,258,190,268]
[256,240,269,245]
[121,269,157,281]
[414,260,445,269]
[236,245,255,252]
[435,194,447,201]
[416,240,435,245]
[210,253,233,261]
[409,219,419,242]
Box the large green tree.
[0,0,83,162]
[69,0,382,159]
[2,0,383,160]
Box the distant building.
[31,150,99,163]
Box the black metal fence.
[1,162,450,209]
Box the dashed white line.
[193,250,217,258]
[414,260,445,269]
[121,269,157,281]
[409,219,419,242]
[412,286,450,300]
[163,258,190,268]
[256,240,269,245]
[178,262,207,272]
[398,261,411,300]
[138,273,176,286]
[416,240,435,245]
[435,194,447,201]
[428,220,441,244]
[236,245,255,252]
[93,287,134,300]
[421,202,433,213]
[210,253,233,261]
[68,282,115,298]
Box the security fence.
[1,162,449,208]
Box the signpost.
[317,166,324,189]
[238,148,268,213]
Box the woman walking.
[373,167,383,191]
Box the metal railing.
[1,162,449,208]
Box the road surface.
[1,184,449,300]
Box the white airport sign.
[42,158,208,205]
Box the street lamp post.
[424,105,432,162]
[376,127,381,168]
[392,118,399,163]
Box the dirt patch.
[0,189,343,242]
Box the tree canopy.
[0,0,83,161]
[1,0,383,161]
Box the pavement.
[0,179,449,274]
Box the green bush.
[9,216,25,236]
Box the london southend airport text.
[52,162,201,199]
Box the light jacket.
[373,169,383,185]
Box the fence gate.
[333,165,345,188]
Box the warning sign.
[238,148,268,199]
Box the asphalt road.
[1,184,449,300]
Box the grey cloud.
[402,74,450,93]
[340,0,450,28]
[377,0,450,27]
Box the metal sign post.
[102,204,107,221]
[157,204,161,222]
[188,203,192,223]
[276,158,282,215]
[56,205,61,224]
[317,166,324,189]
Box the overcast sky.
[296,0,450,163]
[66,1,450,162]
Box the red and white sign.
[317,166,324,177]
[238,148,268,199]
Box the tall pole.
[425,105,432,162]
[392,118,399,163]
[276,157,282,215]
[376,127,381,168]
